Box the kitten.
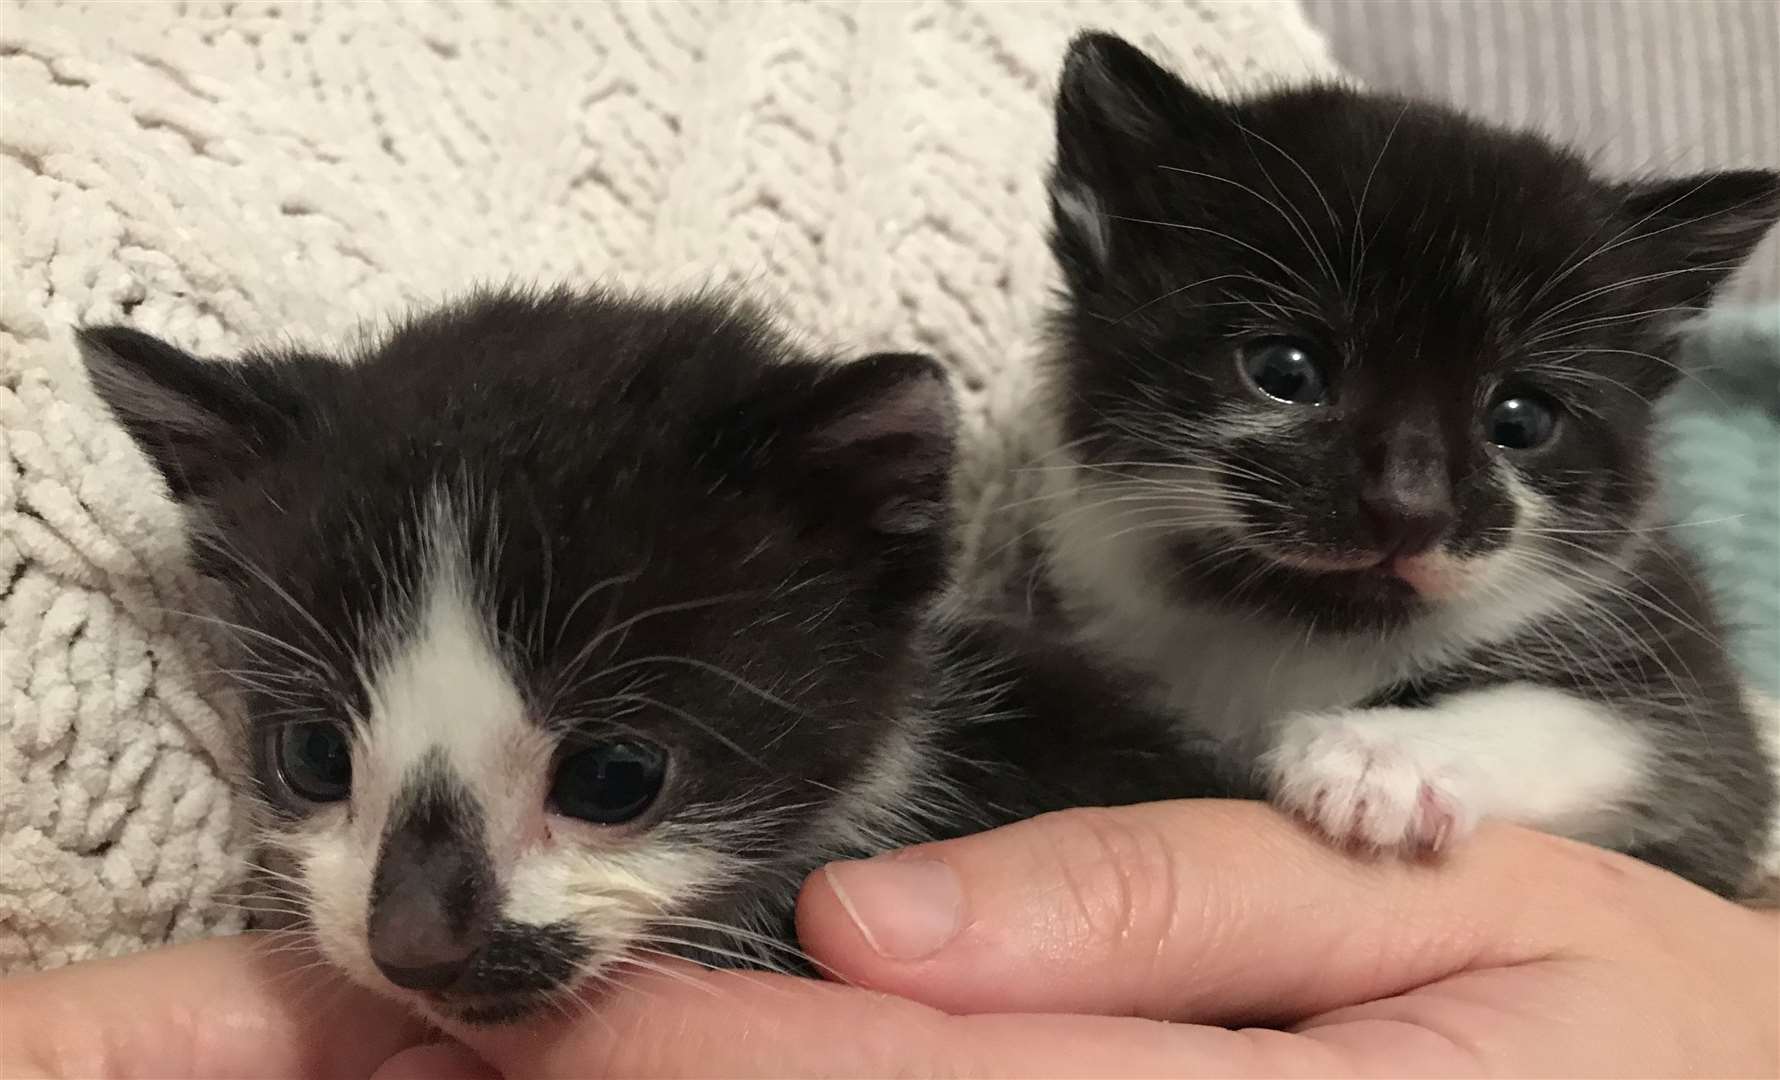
[1027,31,1780,897]
[78,286,1228,1026]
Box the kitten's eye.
[277,721,353,803]
[1239,338,1328,405]
[1486,394,1559,450]
[551,739,668,825]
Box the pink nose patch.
[1390,553,1460,597]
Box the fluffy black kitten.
[1029,31,1780,897]
[79,286,1227,1026]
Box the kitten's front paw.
[1262,711,1480,857]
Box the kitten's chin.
[431,990,564,1026]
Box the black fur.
[1035,31,1779,896]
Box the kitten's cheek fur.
[285,824,387,992]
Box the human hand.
[0,934,465,1080]
[450,800,1778,1078]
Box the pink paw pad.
[1266,721,1478,859]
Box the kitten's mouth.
[1254,546,1392,575]
[1250,544,1456,597]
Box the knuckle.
[1037,806,1185,960]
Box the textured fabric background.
[1658,305,1780,699]
[0,0,1336,974]
[1301,0,1780,304]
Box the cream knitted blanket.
[0,1,1336,973]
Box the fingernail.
[372,1042,500,1080]
[823,856,963,961]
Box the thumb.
[796,798,1660,1025]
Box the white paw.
[1262,711,1482,857]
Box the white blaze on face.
[363,560,553,851]
[294,520,550,991]
[284,500,743,1005]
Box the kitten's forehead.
[356,499,552,841]
[1148,93,1620,337]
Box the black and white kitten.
[78,287,1227,1026]
[1028,31,1780,897]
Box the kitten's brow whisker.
[1527,345,1725,407]
[1110,273,1250,325]
[595,654,810,721]
[1531,173,1773,309]
[1349,100,1411,289]
[551,569,643,654]
[1528,262,1741,328]
[1229,114,1345,242]
[1104,214,1325,301]
[194,533,348,668]
[549,591,761,708]
[153,607,338,682]
[1155,165,1338,288]
[1524,305,1703,346]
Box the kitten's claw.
[1263,711,1480,858]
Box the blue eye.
[277,721,353,803]
[1239,338,1328,405]
[1486,394,1559,450]
[551,739,667,824]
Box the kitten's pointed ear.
[1050,31,1217,284]
[776,351,957,539]
[719,351,957,606]
[1618,169,1780,307]
[77,326,303,500]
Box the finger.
[0,934,431,1079]
[454,963,1426,1079]
[370,1042,498,1080]
[796,798,1675,1024]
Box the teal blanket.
[1659,305,1780,697]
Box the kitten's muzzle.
[1358,436,1455,557]
[368,879,484,991]
[367,787,497,994]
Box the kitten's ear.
[1617,169,1780,307]
[1050,31,1218,284]
[790,353,956,538]
[718,351,957,604]
[77,326,307,500]
[768,351,957,538]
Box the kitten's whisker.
[1110,273,1251,325]
[153,607,338,684]
[1105,214,1325,301]
[1529,263,1741,327]
[1155,165,1339,288]
[1227,114,1345,250]
[550,570,643,655]
[1349,100,1411,289]
[1523,305,1703,346]
[549,592,761,709]
[1530,172,1771,309]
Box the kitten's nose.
[368,880,482,991]
[366,766,496,993]
[1360,422,1455,556]
[1359,481,1455,555]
